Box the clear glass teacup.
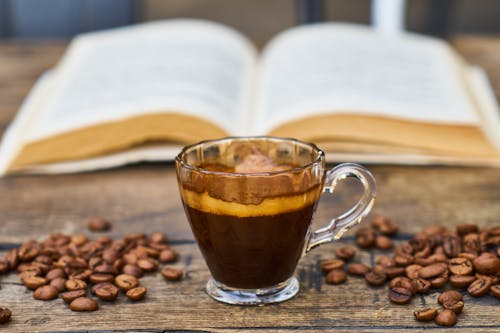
[175,136,376,305]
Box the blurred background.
[1,0,500,41]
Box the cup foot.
[206,277,299,305]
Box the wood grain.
[1,37,500,332]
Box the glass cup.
[175,136,376,305]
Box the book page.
[254,23,480,134]
[24,20,257,142]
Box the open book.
[1,19,500,174]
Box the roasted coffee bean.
[456,224,479,236]
[102,249,120,263]
[385,266,405,279]
[61,289,87,303]
[468,278,491,297]
[458,252,477,261]
[438,290,463,305]
[444,300,464,314]
[46,268,65,281]
[122,264,143,278]
[347,263,371,276]
[87,217,111,232]
[126,286,147,301]
[325,269,347,285]
[150,231,167,244]
[473,253,500,275]
[320,259,345,273]
[355,227,376,248]
[50,277,67,292]
[159,249,177,263]
[414,278,431,294]
[137,258,158,272]
[449,257,473,275]
[394,255,413,267]
[71,234,88,247]
[435,309,457,326]
[415,253,447,266]
[388,287,412,304]
[33,285,58,300]
[418,263,447,279]
[18,243,39,262]
[371,216,399,236]
[335,246,356,261]
[376,256,395,267]
[94,263,117,275]
[70,269,92,282]
[5,249,19,270]
[395,242,413,256]
[0,260,9,274]
[463,233,481,254]
[0,307,12,324]
[65,279,87,291]
[405,265,422,280]
[89,273,115,284]
[449,275,476,289]
[490,285,500,299]
[94,282,119,301]
[373,264,386,275]
[115,274,139,291]
[413,308,437,322]
[22,276,48,290]
[430,274,449,289]
[364,271,386,286]
[443,235,461,258]
[375,235,393,250]
[161,267,183,281]
[123,253,138,265]
[70,297,98,312]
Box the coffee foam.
[181,186,320,217]
[234,153,292,173]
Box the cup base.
[206,277,299,305]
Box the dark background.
[0,0,499,41]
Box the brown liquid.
[184,203,315,289]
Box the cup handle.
[305,163,377,253]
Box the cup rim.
[175,136,324,177]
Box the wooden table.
[1,38,500,333]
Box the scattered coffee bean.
[65,279,87,291]
[50,277,67,292]
[33,285,58,300]
[384,266,405,279]
[405,264,422,280]
[0,307,12,324]
[473,253,500,275]
[94,282,119,301]
[364,271,386,286]
[347,263,370,276]
[89,273,114,284]
[320,259,345,273]
[335,246,356,261]
[371,216,399,236]
[375,235,393,250]
[438,290,464,313]
[126,286,147,301]
[61,289,87,303]
[325,269,347,285]
[449,258,473,275]
[22,276,48,290]
[490,285,500,299]
[150,232,167,244]
[388,287,412,304]
[435,309,457,326]
[414,307,437,322]
[449,275,476,289]
[161,267,183,281]
[137,258,159,272]
[122,264,144,278]
[87,217,111,232]
[159,249,177,263]
[70,297,98,312]
[413,278,431,294]
[355,227,376,248]
[418,263,446,279]
[115,274,139,291]
[468,278,491,297]
[45,268,65,281]
[456,224,479,237]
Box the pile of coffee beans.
[0,218,183,317]
[322,217,500,327]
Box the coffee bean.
[126,286,147,301]
[320,259,345,273]
[384,266,405,279]
[430,274,448,289]
[414,278,431,294]
[456,224,479,236]
[413,307,437,322]
[161,267,183,281]
[33,285,58,300]
[46,268,65,281]
[0,307,12,324]
[5,249,19,270]
[335,246,356,261]
[50,277,67,292]
[435,309,457,326]
[159,249,178,263]
[376,256,395,267]
[449,275,476,289]
[355,227,376,248]
[449,257,473,275]
[405,265,422,280]
[61,289,87,303]
[438,290,463,308]
[115,274,139,291]
[137,258,158,272]
[150,232,167,244]
[22,276,48,290]
[364,271,386,286]
[0,260,9,274]
[418,263,447,279]
[94,282,119,301]
[102,249,120,264]
[371,216,399,236]
[375,235,393,250]
[65,279,87,291]
[373,264,386,275]
[394,255,413,267]
[443,235,461,258]
[491,285,500,299]
[458,252,477,261]
[325,269,347,285]
[89,273,115,284]
[473,253,500,275]
[87,217,111,232]
[347,263,371,276]
[468,278,491,297]
[70,297,98,312]
[388,287,412,304]
[122,264,143,278]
